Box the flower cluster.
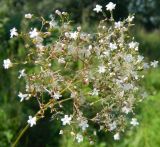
[4,2,158,144]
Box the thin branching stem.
[12,97,73,147]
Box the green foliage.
[134,28,160,61]
[0,103,23,146]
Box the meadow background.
[0,0,160,146]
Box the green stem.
[11,97,73,147]
[12,124,29,147]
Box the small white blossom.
[65,32,70,38]
[49,20,57,28]
[124,54,133,63]
[55,10,61,15]
[93,131,97,136]
[128,41,139,51]
[10,27,18,38]
[18,92,28,102]
[36,43,44,50]
[76,134,83,143]
[70,32,78,40]
[141,92,148,98]
[98,65,106,73]
[103,50,110,57]
[122,106,132,114]
[25,13,33,19]
[79,119,89,131]
[18,69,26,79]
[143,62,150,69]
[3,59,12,69]
[127,15,135,22]
[91,88,99,96]
[109,43,117,50]
[29,28,39,38]
[115,21,122,29]
[130,118,139,126]
[122,83,133,91]
[89,45,92,50]
[114,132,120,140]
[109,121,117,131]
[137,55,144,62]
[90,141,94,145]
[53,91,62,100]
[62,12,67,15]
[61,115,72,125]
[93,4,102,13]
[27,116,36,127]
[58,57,66,64]
[59,130,63,135]
[150,60,158,68]
[106,2,116,11]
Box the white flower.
[89,45,92,50]
[103,50,110,57]
[65,32,70,38]
[58,57,66,64]
[98,65,106,73]
[76,134,83,143]
[109,121,117,131]
[3,59,12,69]
[124,54,133,63]
[18,69,26,79]
[106,2,116,11]
[114,132,120,140]
[53,91,62,100]
[122,106,131,114]
[10,27,18,38]
[18,92,28,102]
[93,4,102,13]
[122,83,133,91]
[115,21,122,29]
[93,131,97,136]
[27,116,36,127]
[141,92,148,98]
[49,20,57,28]
[151,60,158,68]
[79,119,89,131]
[130,118,139,126]
[143,62,150,69]
[91,88,99,96]
[127,15,134,22]
[109,43,117,50]
[62,12,67,15]
[128,41,139,51]
[59,130,63,135]
[90,141,94,145]
[55,10,61,15]
[61,115,72,125]
[70,32,78,40]
[36,43,44,50]
[29,28,39,38]
[25,13,33,19]
[137,55,144,62]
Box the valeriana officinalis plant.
[3,2,158,146]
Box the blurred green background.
[0,0,160,146]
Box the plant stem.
[12,124,29,147]
[11,97,73,147]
